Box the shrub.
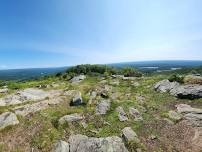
[168,74,184,83]
[121,67,143,77]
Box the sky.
[0,0,202,69]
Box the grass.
[0,74,201,151]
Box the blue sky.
[0,0,202,69]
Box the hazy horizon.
[0,0,202,69]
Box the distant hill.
[0,67,67,81]
[1,60,202,81]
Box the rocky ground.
[0,74,202,152]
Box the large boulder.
[68,134,128,152]
[154,80,179,93]
[59,113,83,124]
[96,100,111,115]
[170,85,202,99]
[70,75,86,83]
[52,140,69,152]
[0,112,19,130]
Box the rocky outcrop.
[116,106,128,122]
[0,88,51,106]
[154,80,179,93]
[129,107,143,121]
[59,113,83,124]
[68,134,128,152]
[96,100,111,115]
[155,80,202,99]
[122,127,140,143]
[70,75,86,83]
[0,112,19,130]
[170,85,202,99]
[52,140,69,152]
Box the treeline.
[56,64,143,79]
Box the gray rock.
[176,104,202,114]
[0,112,19,130]
[96,100,111,115]
[116,106,128,122]
[70,92,83,106]
[175,104,202,127]
[168,110,182,121]
[70,75,86,83]
[52,140,69,152]
[131,82,140,87]
[69,134,128,152]
[122,127,140,143]
[59,113,83,124]
[170,85,202,99]
[0,88,8,94]
[129,107,143,121]
[154,80,180,93]
[0,88,50,106]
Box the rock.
[0,88,50,106]
[96,100,111,115]
[131,82,140,87]
[59,113,83,124]
[69,134,128,152]
[168,110,182,121]
[154,80,180,93]
[129,107,143,121]
[116,106,128,122]
[70,75,86,83]
[110,80,120,86]
[176,104,202,114]
[0,88,8,94]
[14,96,64,116]
[122,77,137,81]
[175,104,202,127]
[52,140,69,152]
[135,94,145,104]
[111,92,121,100]
[170,85,202,99]
[89,91,97,99]
[0,112,19,130]
[122,127,140,143]
[70,92,83,106]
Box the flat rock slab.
[154,80,180,93]
[0,112,19,130]
[0,88,53,106]
[59,113,83,124]
[14,96,64,116]
[129,107,143,121]
[68,134,128,152]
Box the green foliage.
[168,74,184,83]
[57,64,143,79]
[122,67,143,77]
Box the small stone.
[70,92,83,106]
[129,107,143,121]
[59,113,83,124]
[116,106,128,122]
[122,127,140,143]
